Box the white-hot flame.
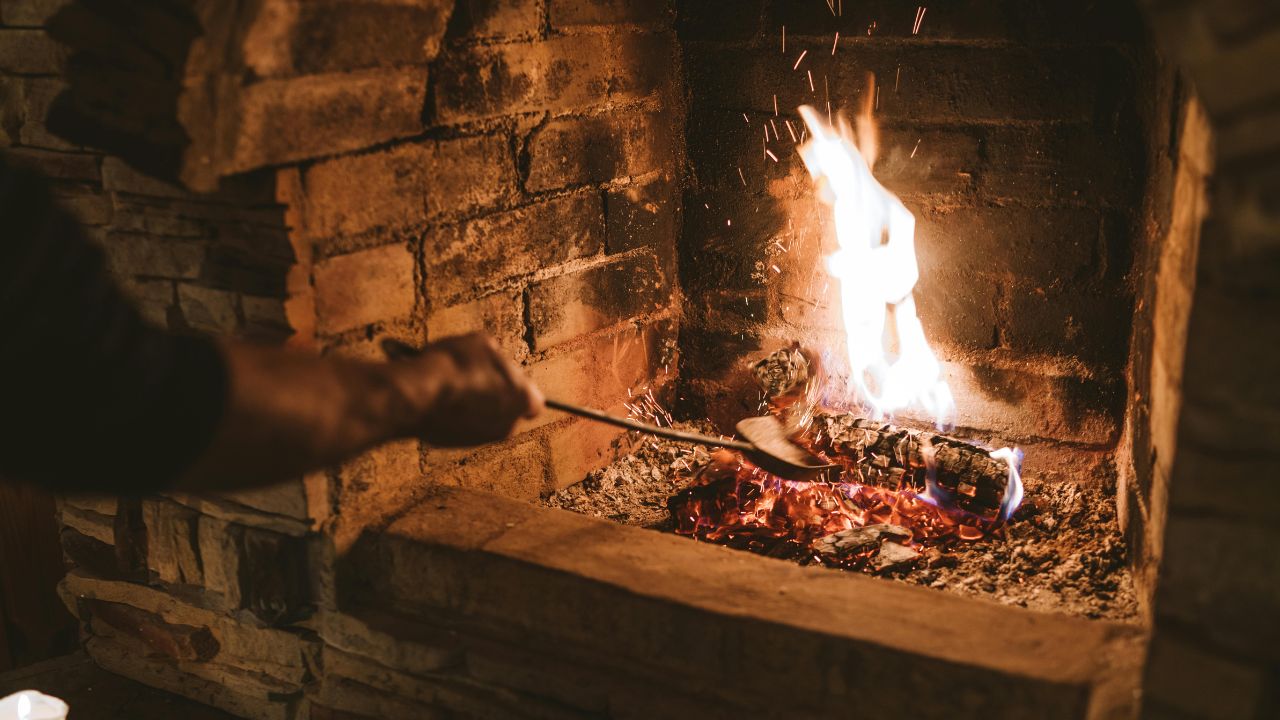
[796,104,954,428]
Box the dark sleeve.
[0,154,228,494]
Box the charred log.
[812,413,1012,517]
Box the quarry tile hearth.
[4,0,1276,717]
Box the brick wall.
[4,0,684,716]
[673,0,1160,490]
[1136,1,1280,717]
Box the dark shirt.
[0,154,227,493]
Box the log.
[813,413,1013,516]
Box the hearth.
[7,0,1276,717]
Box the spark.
[895,66,901,92]
[770,118,779,141]
[766,149,779,162]
[771,264,782,274]
[911,138,921,158]
[807,69,815,92]
[773,94,779,116]
[727,219,732,226]
[832,32,840,55]
[781,25,785,53]
[875,85,881,110]
[793,50,808,70]
[738,167,747,186]
[913,6,927,35]
[824,0,835,16]
[785,119,798,142]
[743,113,750,124]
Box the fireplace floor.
[542,428,1137,621]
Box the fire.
[667,77,1027,571]
[796,90,954,428]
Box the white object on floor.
[0,690,68,720]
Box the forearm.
[175,342,441,492]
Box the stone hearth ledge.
[337,486,1145,719]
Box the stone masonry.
[4,0,684,717]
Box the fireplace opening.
[6,0,1262,717]
[541,0,1198,624]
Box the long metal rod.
[545,399,756,453]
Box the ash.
[542,430,1138,621]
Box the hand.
[398,333,544,447]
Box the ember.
[668,410,1022,574]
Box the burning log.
[812,413,1014,518]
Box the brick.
[426,290,525,353]
[303,135,514,239]
[764,0,1144,43]
[526,251,667,350]
[526,107,676,192]
[446,0,542,39]
[240,294,292,337]
[198,516,242,610]
[1143,632,1266,719]
[332,439,424,553]
[0,29,66,74]
[314,244,416,335]
[1156,515,1280,662]
[685,44,1126,125]
[1187,24,1280,118]
[60,527,122,580]
[549,0,667,26]
[102,156,187,197]
[0,0,71,26]
[524,320,673,429]
[178,283,240,333]
[370,486,1140,718]
[85,637,296,720]
[17,77,76,150]
[5,147,100,181]
[875,125,980,197]
[433,32,672,123]
[981,124,1141,206]
[428,433,549,500]
[422,190,603,304]
[678,189,783,293]
[242,0,452,77]
[0,76,23,146]
[913,271,998,350]
[914,206,1100,287]
[674,0,763,40]
[111,200,210,238]
[227,68,428,174]
[606,174,679,254]
[547,417,631,490]
[60,506,114,551]
[142,499,204,586]
[85,599,220,662]
[103,233,205,279]
[54,185,112,225]
[1004,288,1133,368]
[120,278,175,327]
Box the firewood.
[814,413,1012,516]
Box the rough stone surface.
[526,250,667,350]
[313,244,416,335]
[421,190,604,304]
[303,135,515,239]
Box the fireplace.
[3,0,1276,717]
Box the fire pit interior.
[4,0,1275,718]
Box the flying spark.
[793,50,808,70]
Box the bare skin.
[177,333,544,491]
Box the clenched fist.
[389,333,544,447]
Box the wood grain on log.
[814,413,1011,516]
